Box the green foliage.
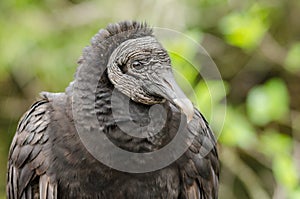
[259,130,292,158]
[193,80,228,118]
[259,130,300,197]
[165,30,203,89]
[273,155,298,191]
[219,3,269,50]
[219,107,257,149]
[170,52,199,87]
[199,0,227,6]
[246,78,289,126]
[285,43,300,73]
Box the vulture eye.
[131,61,143,70]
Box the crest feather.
[91,21,152,47]
[75,21,154,82]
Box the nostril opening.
[163,79,174,90]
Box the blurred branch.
[259,33,288,66]
[221,147,270,199]
[272,184,287,199]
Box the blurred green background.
[0,0,299,198]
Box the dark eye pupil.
[132,61,143,70]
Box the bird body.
[7,21,219,199]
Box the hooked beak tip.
[145,71,194,123]
[173,98,194,123]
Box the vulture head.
[103,24,194,122]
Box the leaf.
[289,187,300,199]
[246,78,289,126]
[259,130,299,192]
[273,156,299,191]
[193,80,228,119]
[259,129,292,158]
[285,43,300,73]
[170,52,199,88]
[219,107,257,149]
[219,3,269,50]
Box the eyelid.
[140,57,152,64]
[132,60,142,65]
[131,57,151,65]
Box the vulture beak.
[146,72,194,123]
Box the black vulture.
[7,21,219,199]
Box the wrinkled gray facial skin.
[107,36,194,122]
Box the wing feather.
[179,109,219,199]
[7,99,57,199]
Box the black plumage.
[7,21,219,199]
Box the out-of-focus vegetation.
[0,0,299,199]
